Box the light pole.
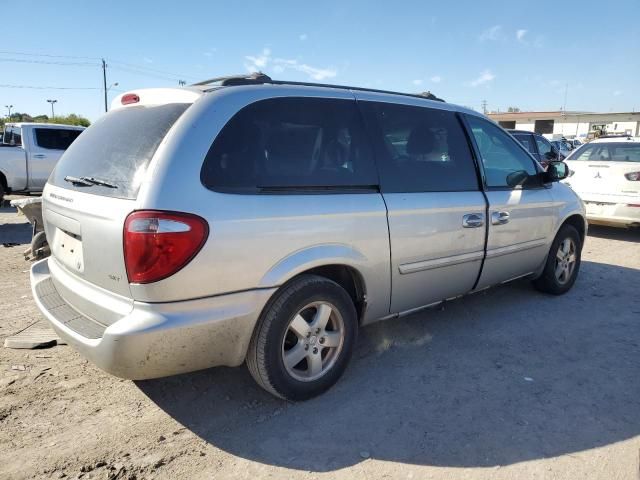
[47,99,57,120]
[4,104,13,121]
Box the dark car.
[508,129,559,167]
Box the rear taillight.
[123,211,208,284]
[624,171,640,181]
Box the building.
[487,111,640,139]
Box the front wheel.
[246,275,357,401]
[533,224,582,295]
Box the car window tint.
[202,97,377,192]
[35,128,83,150]
[467,115,538,188]
[359,102,479,192]
[49,103,189,199]
[513,133,536,154]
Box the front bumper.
[30,258,276,379]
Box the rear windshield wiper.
[80,176,118,189]
[64,175,93,187]
[63,175,118,189]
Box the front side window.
[513,133,536,154]
[535,136,553,156]
[359,102,479,192]
[202,97,377,192]
[467,115,538,188]
[35,128,83,150]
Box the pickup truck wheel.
[533,224,581,295]
[247,274,357,401]
[0,183,5,207]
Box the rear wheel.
[0,182,5,207]
[533,224,581,295]
[246,275,357,401]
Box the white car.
[0,123,85,203]
[564,136,640,228]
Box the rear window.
[35,128,83,150]
[569,142,640,162]
[2,126,22,146]
[201,97,377,193]
[50,103,189,199]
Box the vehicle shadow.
[137,260,640,471]
[587,224,640,243]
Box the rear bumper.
[30,258,276,379]
[584,201,640,227]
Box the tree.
[1,112,90,128]
[507,106,521,113]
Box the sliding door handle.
[462,213,484,228]
[491,211,510,225]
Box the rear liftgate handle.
[462,213,485,228]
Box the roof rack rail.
[268,80,445,102]
[192,72,445,102]
[192,72,273,87]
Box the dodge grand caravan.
[31,73,587,400]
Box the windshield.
[567,142,640,162]
[49,103,189,199]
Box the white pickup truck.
[0,123,85,203]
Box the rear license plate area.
[52,229,84,273]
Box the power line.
[0,84,101,90]
[0,50,101,60]
[0,57,98,66]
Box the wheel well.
[562,214,586,244]
[299,265,366,322]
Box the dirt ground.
[1,195,639,480]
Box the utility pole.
[47,99,57,119]
[5,104,13,121]
[102,58,108,112]
[481,100,488,114]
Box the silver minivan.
[30,74,586,400]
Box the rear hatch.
[565,141,640,202]
[43,91,196,323]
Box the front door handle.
[491,211,510,225]
[462,213,484,228]
[32,154,46,159]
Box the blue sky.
[2,0,639,121]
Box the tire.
[246,274,358,401]
[533,224,582,295]
[0,182,5,207]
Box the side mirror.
[543,161,569,183]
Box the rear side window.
[50,103,189,199]
[359,102,479,192]
[34,128,83,150]
[201,97,377,193]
